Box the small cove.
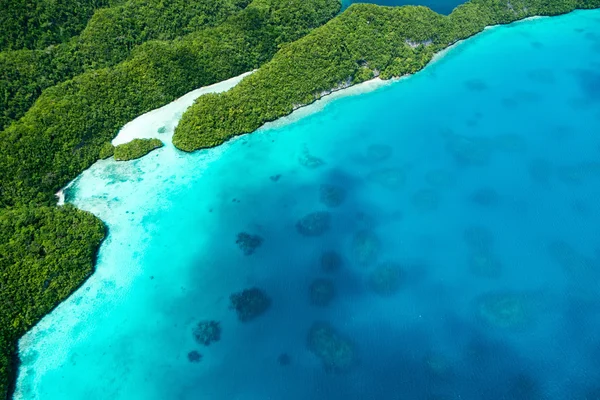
[15,10,600,400]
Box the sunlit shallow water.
[15,10,600,400]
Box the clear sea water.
[15,10,600,400]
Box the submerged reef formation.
[368,262,403,296]
[229,287,271,322]
[319,184,347,207]
[548,240,597,275]
[278,353,291,366]
[351,230,381,267]
[113,138,164,161]
[298,147,325,169]
[187,351,202,363]
[463,225,494,252]
[468,251,502,278]
[444,132,492,166]
[367,168,407,190]
[469,187,499,207]
[476,292,533,330]
[365,144,393,162]
[309,279,336,306]
[193,320,221,346]
[463,225,502,278]
[235,232,263,255]
[321,250,343,273]
[307,322,356,372]
[296,212,331,236]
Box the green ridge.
[0,0,115,51]
[172,0,600,152]
[0,0,253,131]
[114,138,164,161]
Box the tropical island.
[0,0,598,397]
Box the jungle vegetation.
[0,0,254,131]
[0,0,115,51]
[172,0,600,152]
[113,138,164,161]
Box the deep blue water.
[15,10,600,400]
[342,0,463,15]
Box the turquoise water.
[342,0,463,15]
[15,10,600,400]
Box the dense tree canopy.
[0,0,114,51]
[114,138,164,161]
[0,0,253,131]
[172,0,600,152]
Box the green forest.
[172,0,600,152]
[1,0,599,397]
[113,138,164,161]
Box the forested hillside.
[0,0,253,131]
[0,0,340,396]
[173,0,600,151]
[0,0,115,51]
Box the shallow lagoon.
[15,10,600,400]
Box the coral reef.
[423,353,452,378]
[307,322,355,372]
[469,187,499,206]
[365,144,393,162]
[468,251,502,278]
[444,133,491,166]
[556,162,600,185]
[235,232,263,255]
[193,320,221,345]
[229,287,271,322]
[476,292,532,329]
[309,279,336,306]
[278,353,291,366]
[528,159,552,185]
[548,240,597,275]
[298,147,325,169]
[411,189,440,212]
[463,225,494,252]
[296,212,331,236]
[187,351,202,363]
[351,230,381,267]
[464,79,488,91]
[368,262,403,296]
[367,168,407,189]
[321,250,342,273]
[319,184,346,207]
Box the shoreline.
[251,14,548,134]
